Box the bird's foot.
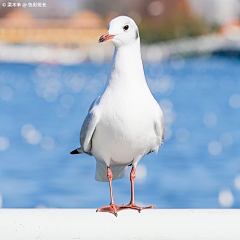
[96,203,124,217]
[122,202,155,213]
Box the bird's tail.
[70,147,84,155]
[95,159,128,182]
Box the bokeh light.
[208,141,222,155]
[136,164,147,183]
[147,1,165,17]
[229,94,240,109]
[21,124,42,145]
[234,175,240,191]
[0,136,10,151]
[203,112,217,128]
[218,188,234,208]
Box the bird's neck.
[107,41,146,89]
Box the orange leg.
[122,166,155,212]
[96,167,124,216]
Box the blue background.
[0,56,240,208]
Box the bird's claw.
[121,203,155,212]
[96,203,124,216]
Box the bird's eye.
[123,25,129,31]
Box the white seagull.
[71,16,165,216]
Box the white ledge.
[0,209,239,240]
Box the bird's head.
[99,16,139,47]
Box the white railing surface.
[0,209,239,240]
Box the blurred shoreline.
[1,33,240,64]
[0,3,240,65]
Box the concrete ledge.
[0,209,239,239]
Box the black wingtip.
[70,149,79,155]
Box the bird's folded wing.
[80,111,99,153]
[154,112,165,147]
[160,114,165,144]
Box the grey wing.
[88,97,98,112]
[154,110,165,146]
[80,111,99,154]
[146,114,165,156]
[160,113,165,144]
[70,97,100,156]
[80,97,101,154]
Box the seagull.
[71,16,165,216]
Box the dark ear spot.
[135,30,139,39]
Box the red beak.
[99,33,115,43]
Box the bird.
[70,16,165,216]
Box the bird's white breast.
[91,87,160,166]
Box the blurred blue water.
[0,56,240,209]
